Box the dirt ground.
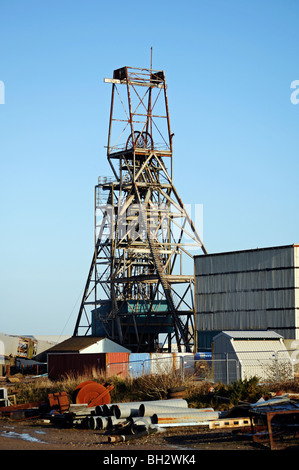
[0,415,261,451]
[0,416,291,468]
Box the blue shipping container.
[195,352,212,361]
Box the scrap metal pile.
[243,395,299,450]
[48,381,223,442]
[45,382,299,448]
[53,398,222,442]
[1,380,299,449]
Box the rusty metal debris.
[73,381,113,407]
[0,400,49,420]
[48,392,69,413]
[218,394,299,450]
[247,395,299,450]
[2,379,299,449]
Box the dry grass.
[9,370,299,409]
[11,368,193,405]
[10,370,107,404]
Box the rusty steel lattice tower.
[73,64,207,352]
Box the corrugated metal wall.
[106,352,129,378]
[48,352,199,380]
[48,353,106,380]
[194,245,299,345]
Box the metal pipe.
[97,416,110,430]
[113,404,140,419]
[111,398,188,419]
[87,416,102,430]
[108,430,150,443]
[130,416,153,426]
[152,411,220,425]
[139,403,213,417]
[107,426,159,443]
[154,421,211,428]
[107,416,129,429]
[109,398,187,409]
[129,417,161,435]
[102,404,114,416]
[95,405,104,416]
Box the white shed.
[46,336,131,355]
[213,330,293,384]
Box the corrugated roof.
[218,330,283,340]
[194,244,299,259]
[46,336,106,353]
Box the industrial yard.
[1,392,299,453]
[2,368,299,453]
[2,61,299,455]
[0,417,262,451]
[1,0,299,463]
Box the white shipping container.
[149,353,174,374]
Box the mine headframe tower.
[73,65,207,352]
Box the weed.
[9,373,299,409]
[214,377,268,405]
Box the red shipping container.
[48,353,106,380]
[105,352,129,378]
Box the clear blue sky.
[1,0,299,336]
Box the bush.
[132,370,185,401]
[214,377,268,406]
[185,381,216,409]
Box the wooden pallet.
[209,417,253,429]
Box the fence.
[212,350,295,385]
[105,349,297,385]
[107,355,186,379]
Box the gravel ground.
[0,416,260,451]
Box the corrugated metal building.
[46,336,130,355]
[213,330,293,384]
[48,352,130,380]
[47,336,130,380]
[194,244,299,349]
